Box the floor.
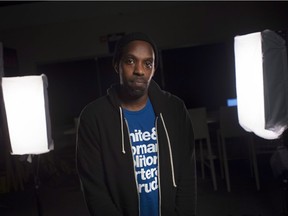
[0,147,286,216]
[197,158,285,216]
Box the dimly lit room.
[1,1,288,216]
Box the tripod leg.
[33,155,42,216]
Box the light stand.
[1,74,53,216]
[281,171,288,215]
[33,154,43,216]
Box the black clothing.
[76,80,197,216]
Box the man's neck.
[120,94,148,111]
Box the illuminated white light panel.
[234,32,284,139]
[2,74,51,154]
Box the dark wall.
[96,55,118,96]
[37,59,99,139]
[2,47,19,77]
[161,40,235,110]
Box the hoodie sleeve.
[175,103,197,216]
[76,114,123,216]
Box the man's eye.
[125,58,134,64]
[145,61,153,69]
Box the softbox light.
[1,74,53,155]
[234,29,288,140]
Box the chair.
[218,106,260,192]
[188,107,217,191]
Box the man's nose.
[133,62,144,75]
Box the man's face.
[117,40,155,98]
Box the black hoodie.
[76,80,197,216]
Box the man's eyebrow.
[123,54,153,60]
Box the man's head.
[113,32,158,98]
[113,32,158,71]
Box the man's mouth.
[131,78,146,85]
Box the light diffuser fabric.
[1,74,53,154]
[234,30,288,139]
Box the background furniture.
[218,106,260,192]
[188,107,218,191]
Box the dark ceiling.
[0,1,38,8]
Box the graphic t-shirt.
[123,99,159,216]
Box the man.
[76,32,197,216]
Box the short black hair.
[112,32,159,70]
